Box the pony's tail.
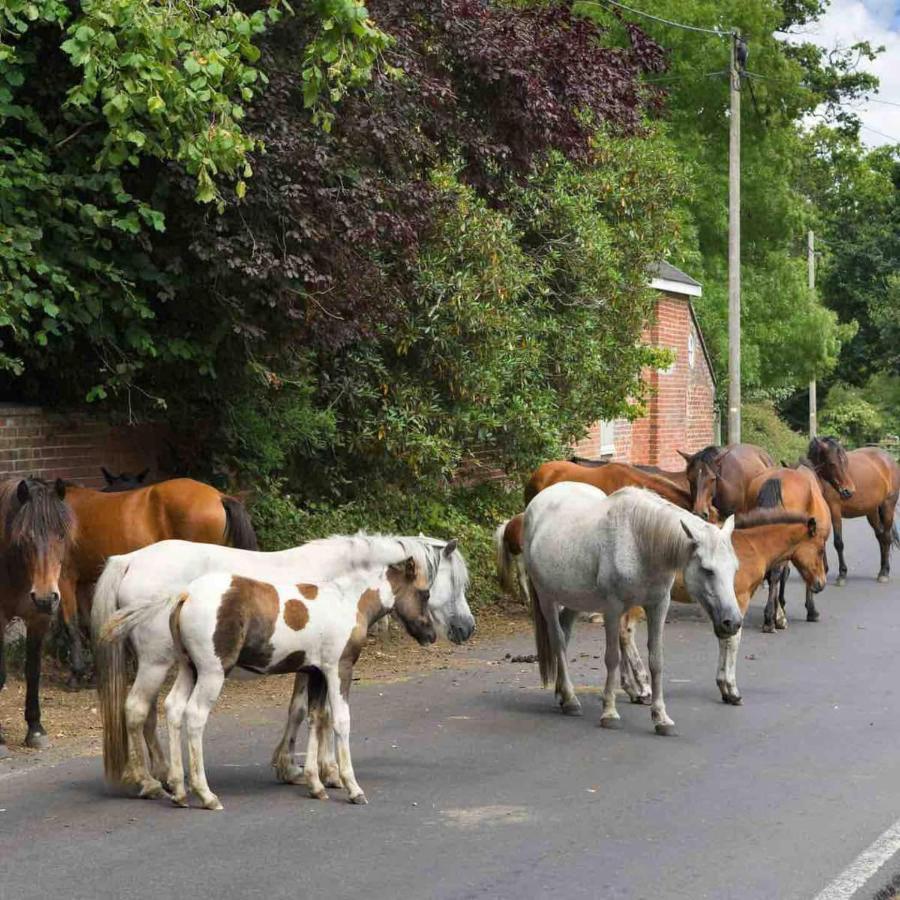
[892,521,900,551]
[91,555,131,785]
[495,520,519,597]
[529,578,556,688]
[222,496,258,550]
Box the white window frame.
[599,419,616,456]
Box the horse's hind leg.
[762,563,787,633]
[163,659,195,806]
[124,660,171,798]
[776,566,789,628]
[143,699,168,783]
[304,670,329,801]
[645,599,676,735]
[600,611,623,729]
[619,609,650,704]
[272,671,309,784]
[58,577,87,687]
[876,498,898,582]
[548,606,581,716]
[184,669,226,811]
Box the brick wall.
[0,404,168,489]
[572,291,716,470]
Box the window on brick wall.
[688,332,696,368]
[599,420,616,456]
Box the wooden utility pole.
[808,229,817,438]
[727,35,742,443]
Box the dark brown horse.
[100,467,151,492]
[679,443,774,519]
[798,442,899,585]
[59,478,258,682]
[0,478,77,755]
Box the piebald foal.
[164,549,440,810]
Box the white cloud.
[783,0,900,147]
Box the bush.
[820,382,885,447]
[252,479,523,612]
[742,401,809,464]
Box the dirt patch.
[0,604,532,765]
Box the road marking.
[813,818,900,900]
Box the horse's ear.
[680,519,699,545]
[720,515,735,539]
[405,556,417,580]
[807,517,817,537]
[443,538,459,558]
[55,478,66,500]
[101,467,114,484]
[781,460,789,468]
[137,468,150,483]
[16,480,30,505]
[677,449,692,464]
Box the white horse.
[92,534,469,799]
[524,483,741,734]
[162,547,441,810]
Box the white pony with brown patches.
[93,534,468,800]
[165,547,441,810]
[524,483,742,734]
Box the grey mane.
[611,487,698,569]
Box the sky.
[785,0,900,146]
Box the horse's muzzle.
[447,616,476,644]
[31,591,60,615]
[714,616,742,639]
[810,579,826,594]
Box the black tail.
[222,496,258,550]
[890,520,900,550]
[756,477,783,509]
[569,455,608,468]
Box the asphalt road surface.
[2,518,900,900]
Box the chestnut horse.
[570,456,691,491]
[745,465,831,629]
[59,478,257,682]
[800,442,899,585]
[526,461,694,509]
[0,478,77,755]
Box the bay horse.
[745,465,831,629]
[156,541,442,809]
[59,478,257,682]
[0,478,77,755]
[526,460,695,510]
[524,482,741,734]
[800,443,899,585]
[679,443,774,519]
[92,533,469,799]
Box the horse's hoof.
[310,788,329,801]
[722,694,743,706]
[201,796,224,811]
[171,793,190,808]
[775,619,787,630]
[320,766,342,788]
[348,792,368,805]
[630,693,651,706]
[654,723,678,737]
[560,698,583,716]
[24,731,50,750]
[0,744,10,760]
[138,781,169,801]
[761,622,775,634]
[600,716,622,730]
[878,575,890,584]
[806,610,820,622]
[836,576,847,587]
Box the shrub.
[742,401,808,464]
[820,382,885,447]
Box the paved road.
[2,519,900,900]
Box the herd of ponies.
[0,437,897,810]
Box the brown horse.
[800,443,899,585]
[570,456,691,491]
[745,465,831,629]
[526,461,694,510]
[679,443,774,519]
[59,478,258,682]
[0,478,77,755]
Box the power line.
[860,123,900,143]
[577,0,733,37]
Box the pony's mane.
[308,531,443,584]
[734,508,809,530]
[0,477,76,559]
[610,487,699,568]
[415,534,470,594]
[691,445,722,467]
[756,477,784,509]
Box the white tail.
[494,520,518,596]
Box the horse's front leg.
[326,664,366,804]
[716,628,743,705]
[618,609,650,704]
[59,576,87,687]
[599,610,623,729]
[645,598,676,735]
[776,566,789,628]
[24,618,51,749]
[272,670,309,784]
[833,509,848,586]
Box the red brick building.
[573,262,718,470]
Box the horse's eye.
[420,590,430,604]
